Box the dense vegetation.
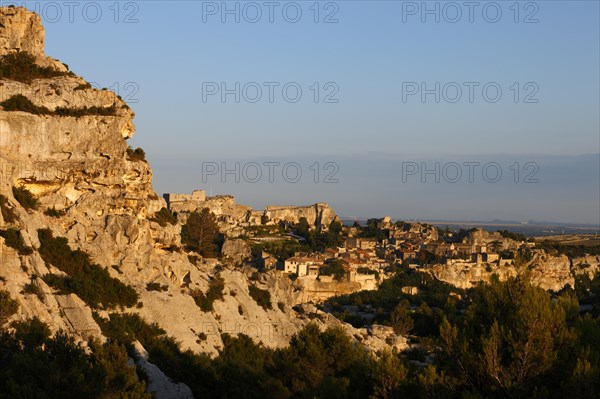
[37,228,138,308]
[0,317,150,398]
[181,208,224,257]
[95,312,378,398]
[2,233,599,398]
[1,94,117,116]
[327,264,460,329]
[0,52,69,83]
[322,266,600,398]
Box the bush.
[190,277,225,312]
[22,282,44,301]
[0,94,117,117]
[127,147,146,162]
[44,207,66,217]
[0,52,68,83]
[150,207,177,226]
[55,105,117,117]
[0,94,51,114]
[74,82,92,90]
[0,195,17,223]
[38,228,138,308]
[248,285,272,310]
[319,260,347,281]
[146,282,169,292]
[0,290,19,325]
[93,313,166,345]
[12,186,40,210]
[0,228,33,255]
[390,300,414,335]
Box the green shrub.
[146,282,169,292]
[248,285,272,310]
[0,228,33,255]
[319,260,347,281]
[150,207,177,226]
[0,195,17,223]
[0,317,150,398]
[12,186,40,210]
[44,207,66,217]
[0,94,51,114]
[1,94,117,117]
[0,52,68,83]
[93,313,166,345]
[22,282,44,301]
[190,277,224,312]
[127,147,146,162]
[54,105,117,117]
[0,290,19,325]
[74,82,92,90]
[38,228,138,308]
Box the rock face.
[430,249,595,292]
[264,203,339,229]
[164,190,340,232]
[0,7,402,377]
[0,8,159,220]
[0,6,44,57]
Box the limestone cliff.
[0,6,402,368]
[430,249,599,291]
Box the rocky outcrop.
[572,255,600,278]
[0,6,63,70]
[164,190,339,231]
[264,203,339,229]
[429,250,593,291]
[430,261,518,290]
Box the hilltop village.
[162,190,586,298]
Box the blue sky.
[9,0,600,224]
